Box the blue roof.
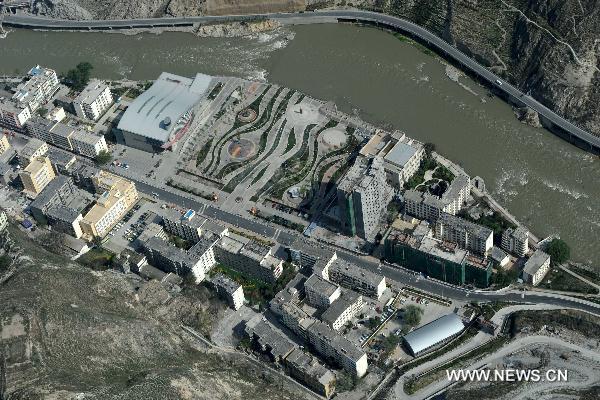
[384,141,418,167]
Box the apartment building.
[46,147,77,174]
[70,130,108,158]
[284,349,336,399]
[434,213,493,256]
[304,274,341,310]
[328,259,386,299]
[0,134,10,155]
[209,273,245,310]
[142,235,217,279]
[73,80,114,121]
[522,249,551,286]
[307,321,368,378]
[359,130,425,188]
[245,315,296,362]
[337,156,392,241]
[80,171,138,238]
[214,233,283,283]
[404,174,471,221]
[501,226,529,257]
[321,291,364,331]
[159,207,228,243]
[12,65,59,113]
[0,99,31,133]
[19,156,56,197]
[288,238,337,276]
[18,137,49,167]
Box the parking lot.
[102,198,158,254]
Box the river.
[1,24,598,265]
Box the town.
[0,64,585,399]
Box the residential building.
[80,171,138,238]
[404,174,470,221]
[73,80,113,121]
[19,156,56,197]
[18,137,48,167]
[113,248,148,274]
[287,238,337,277]
[12,65,59,113]
[24,115,55,143]
[434,213,493,256]
[304,274,341,310]
[117,72,211,152]
[501,226,529,257]
[29,175,88,238]
[0,134,10,155]
[272,302,316,341]
[0,99,31,133]
[47,122,75,150]
[244,315,296,362]
[384,229,493,287]
[307,321,368,378]
[328,259,386,299]
[46,147,77,174]
[402,313,465,356]
[160,208,219,243]
[71,130,108,158]
[490,246,509,267]
[0,162,15,186]
[215,233,283,283]
[337,156,392,241]
[0,210,7,232]
[46,106,66,122]
[284,349,336,398]
[522,249,551,286]
[359,130,425,188]
[321,291,363,331]
[209,273,245,310]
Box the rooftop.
[74,80,109,104]
[419,236,468,265]
[117,72,211,143]
[437,213,493,240]
[329,259,385,287]
[285,348,335,385]
[523,249,551,275]
[304,274,340,298]
[403,313,465,354]
[384,141,419,168]
[308,321,365,361]
[321,291,362,326]
[210,273,242,295]
[245,315,296,359]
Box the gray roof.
[437,213,493,240]
[284,348,335,385]
[210,273,241,295]
[490,246,508,262]
[523,249,550,275]
[245,315,296,359]
[30,175,73,210]
[305,274,339,297]
[74,79,109,104]
[321,291,362,326]
[308,320,365,361]
[117,72,211,142]
[47,146,76,166]
[384,141,418,168]
[329,259,385,287]
[403,313,464,354]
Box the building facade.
[0,134,10,155]
[304,274,341,310]
[501,226,529,257]
[0,99,31,133]
[12,65,59,113]
[321,291,364,331]
[19,156,56,197]
[404,174,470,221]
[328,259,386,299]
[522,249,551,286]
[73,80,114,121]
[210,273,245,310]
[434,213,493,256]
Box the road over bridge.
[4,9,600,153]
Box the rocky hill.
[29,0,600,136]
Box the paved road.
[4,10,600,152]
[123,174,600,316]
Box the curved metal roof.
[403,313,464,355]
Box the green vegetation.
[211,262,296,309]
[404,156,438,190]
[196,138,213,167]
[207,82,224,100]
[403,305,424,328]
[538,267,597,294]
[110,86,128,98]
[95,150,112,165]
[491,266,519,287]
[336,371,358,392]
[283,128,296,154]
[546,238,570,265]
[254,212,305,233]
[36,107,48,118]
[432,165,455,182]
[508,309,600,338]
[64,62,93,91]
[0,254,11,272]
[167,233,193,251]
[251,165,269,186]
[386,201,401,223]
[167,179,216,202]
[77,247,114,271]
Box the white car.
[495,79,503,85]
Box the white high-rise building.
[12,65,59,113]
[73,80,114,121]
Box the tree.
[403,305,424,327]
[95,150,112,165]
[65,62,94,91]
[424,142,436,157]
[546,239,570,265]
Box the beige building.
[522,249,551,286]
[18,138,49,167]
[0,134,10,155]
[80,171,138,239]
[19,156,56,197]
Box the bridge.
[3,9,600,154]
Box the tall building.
[434,213,493,256]
[304,274,341,310]
[12,65,59,113]
[73,80,114,121]
[80,171,138,238]
[284,349,336,399]
[70,130,108,158]
[522,249,551,286]
[501,226,529,257]
[404,174,470,221]
[209,273,245,310]
[0,134,10,155]
[321,291,363,331]
[337,156,391,241]
[18,138,49,167]
[19,156,56,197]
[0,99,31,133]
